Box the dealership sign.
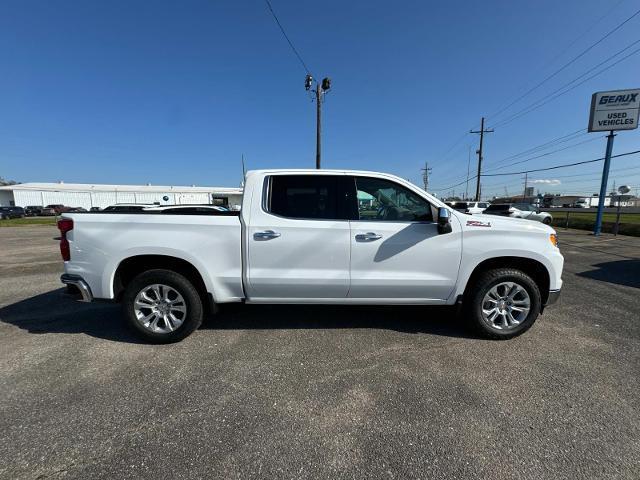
[588,88,640,132]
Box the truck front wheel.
[123,269,204,343]
[465,268,542,339]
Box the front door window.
[355,177,433,222]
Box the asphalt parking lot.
[1,226,638,479]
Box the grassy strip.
[551,216,640,237]
[0,217,57,227]
[550,212,640,225]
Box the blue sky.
[0,0,639,198]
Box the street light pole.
[306,75,331,169]
[315,82,321,169]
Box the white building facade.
[0,183,243,209]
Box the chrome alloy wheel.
[134,284,187,334]
[481,281,531,330]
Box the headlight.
[549,234,558,248]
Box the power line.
[542,0,626,71]
[435,127,587,187]
[483,128,587,169]
[264,0,312,75]
[434,7,638,188]
[483,136,601,173]
[432,150,640,191]
[491,41,640,129]
[487,6,640,123]
[432,176,479,193]
[482,150,640,177]
[540,165,640,179]
[481,168,640,191]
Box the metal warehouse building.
[0,182,243,210]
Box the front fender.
[451,248,563,302]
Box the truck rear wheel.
[465,268,541,339]
[123,269,203,343]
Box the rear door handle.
[254,230,281,240]
[355,232,382,241]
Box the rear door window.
[267,175,350,220]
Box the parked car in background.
[444,201,469,212]
[142,205,230,214]
[466,201,490,214]
[66,207,87,213]
[572,199,590,208]
[46,204,71,214]
[484,203,553,224]
[40,207,56,216]
[24,206,43,216]
[102,203,157,212]
[89,207,102,212]
[0,206,25,219]
[444,201,490,214]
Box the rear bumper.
[60,274,93,302]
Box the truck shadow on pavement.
[577,259,640,289]
[0,289,475,343]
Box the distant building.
[540,194,637,208]
[0,182,243,209]
[524,187,534,197]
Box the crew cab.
[58,169,563,343]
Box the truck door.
[348,175,462,301]
[245,174,352,300]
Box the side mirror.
[437,207,452,234]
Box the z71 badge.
[466,220,491,227]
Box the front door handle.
[355,232,383,241]
[254,230,281,240]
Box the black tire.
[122,269,204,343]
[465,268,542,340]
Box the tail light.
[57,218,73,261]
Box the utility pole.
[421,162,432,192]
[470,117,494,201]
[522,172,528,200]
[465,146,471,200]
[305,75,331,169]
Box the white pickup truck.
[58,169,563,343]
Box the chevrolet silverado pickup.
[58,169,563,343]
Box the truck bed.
[63,212,244,303]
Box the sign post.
[588,88,640,236]
[593,131,615,236]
